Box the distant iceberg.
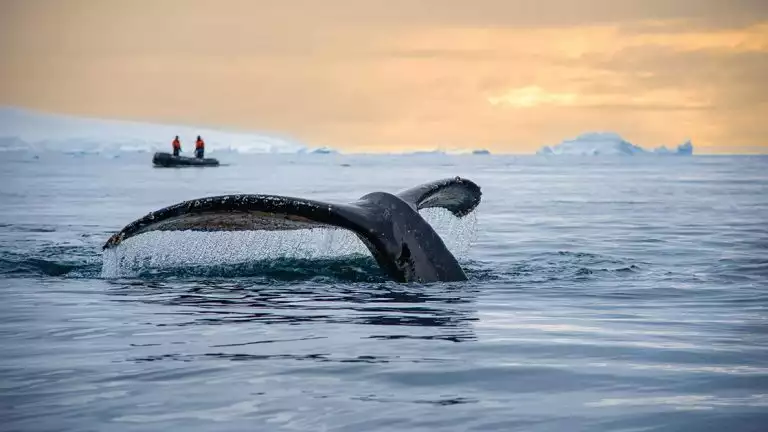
[404,150,448,156]
[298,146,338,155]
[537,132,693,156]
[0,106,321,155]
[400,148,491,156]
[652,140,693,156]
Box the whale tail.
[103,177,482,282]
[394,176,482,217]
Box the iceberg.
[404,150,448,156]
[652,140,693,156]
[299,146,338,155]
[537,132,693,156]
[0,106,320,155]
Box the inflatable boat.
[152,152,220,168]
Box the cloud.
[488,87,578,108]
[1,1,766,153]
[487,86,712,110]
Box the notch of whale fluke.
[102,177,482,283]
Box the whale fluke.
[395,176,481,217]
[103,177,482,283]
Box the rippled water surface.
[1,152,767,431]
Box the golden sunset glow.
[1,0,766,153]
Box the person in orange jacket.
[172,135,181,156]
[195,135,205,159]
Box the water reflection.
[106,268,480,366]
[110,279,477,331]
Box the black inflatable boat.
[152,152,220,168]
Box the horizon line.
[2,104,765,156]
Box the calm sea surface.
[1,152,767,431]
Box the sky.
[1,0,767,154]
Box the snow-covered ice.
[537,132,693,156]
[0,106,314,155]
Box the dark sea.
[1,152,766,432]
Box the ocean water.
[1,151,766,432]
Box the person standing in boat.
[172,135,181,156]
[195,135,205,159]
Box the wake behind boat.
[152,152,220,167]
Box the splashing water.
[419,207,478,259]
[101,208,478,278]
